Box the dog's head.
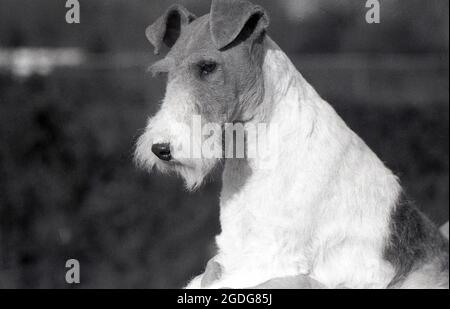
[135,0,270,190]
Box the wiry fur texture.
[188,38,399,288]
[384,195,448,288]
[186,38,448,289]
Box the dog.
[135,0,449,289]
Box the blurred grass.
[0,63,448,288]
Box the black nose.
[152,143,172,161]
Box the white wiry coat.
[189,38,402,289]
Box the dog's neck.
[215,38,401,286]
[220,37,370,212]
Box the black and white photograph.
[0,0,448,292]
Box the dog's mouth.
[157,150,172,162]
[151,143,172,162]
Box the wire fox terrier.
[135,0,449,289]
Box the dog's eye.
[198,61,217,77]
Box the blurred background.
[0,0,448,288]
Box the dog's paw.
[201,260,223,288]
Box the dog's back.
[384,196,449,288]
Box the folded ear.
[210,0,269,50]
[146,4,196,54]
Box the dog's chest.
[214,157,396,288]
[215,209,310,287]
[215,160,313,284]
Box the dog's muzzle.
[151,143,172,161]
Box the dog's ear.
[146,4,196,54]
[210,0,269,50]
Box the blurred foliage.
[0,0,448,53]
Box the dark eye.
[198,61,217,77]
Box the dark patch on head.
[384,193,449,287]
[210,0,269,50]
[145,1,270,126]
